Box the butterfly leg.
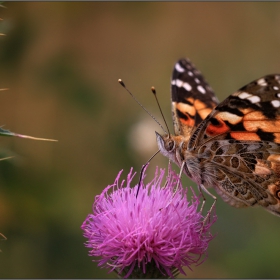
[163,161,186,209]
[173,160,186,194]
[198,185,207,213]
[198,184,217,231]
[163,159,172,189]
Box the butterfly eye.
[276,189,280,200]
[165,139,175,152]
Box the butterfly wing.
[171,58,219,137]
[189,74,280,216]
[190,74,280,146]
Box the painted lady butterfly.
[156,58,280,216]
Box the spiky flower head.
[81,166,216,278]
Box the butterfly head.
[155,131,183,165]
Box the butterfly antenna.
[118,79,168,135]
[151,86,171,137]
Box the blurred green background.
[0,2,280,278]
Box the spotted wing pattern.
[188,74,280,216]
[171,58,219,138]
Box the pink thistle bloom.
[81,167,217,278]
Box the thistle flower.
[81,166,216,278]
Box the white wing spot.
[239,92,252,99]
[197,85,206,94]
[175,79,183,87]
[273,86,279,90]
[277,93,280,98]
[257,78,267,86]
[172,79,192,91]
[239,92,260,103]
[271,100,280,108]
[183,82,192,91]
[175,63,185,73]
[188,71,194,76]
[171,79,182,87]
[247,95,260,103]
[213,96,219,102]
[194,78,200,84]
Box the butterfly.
[156,58,280,216]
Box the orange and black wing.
[189,74,280,216]
[171,58,219,137]
[189,74,280,147]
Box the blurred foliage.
[0,2,280,278]
[37,51,104,114]
[0,16,35,73]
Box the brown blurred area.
[0,2,280,278]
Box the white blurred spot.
[128,116,159,156]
